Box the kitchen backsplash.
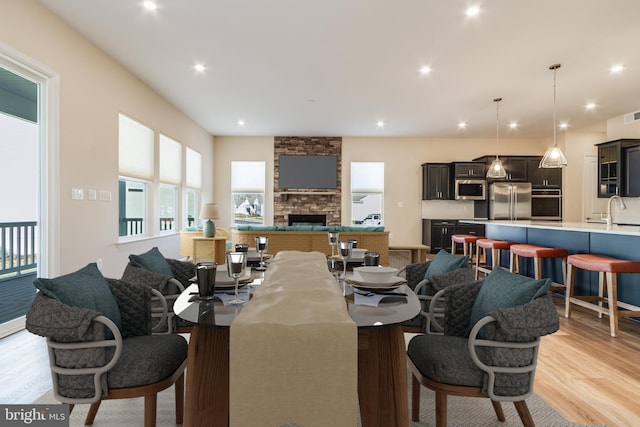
[614,197,640,225]
[422,200,477,219]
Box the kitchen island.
[462,220,640,309]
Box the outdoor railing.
[0,221,38,281]
[160,217,174,231]
[119,217,144,237]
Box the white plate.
[346,272,406,289]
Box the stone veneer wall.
[274,136,342,226]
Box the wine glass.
[338,240,353,293]
[328,232,339,258]
[255,236,269,271]
[226,251,247,305]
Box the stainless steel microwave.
[454,179,486,200]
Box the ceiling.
[38,0,640,139]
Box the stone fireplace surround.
[274,136,342,226]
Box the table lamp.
[199,203,220,238]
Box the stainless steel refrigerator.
[489,182,532,220]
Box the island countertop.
[459,219,640,237]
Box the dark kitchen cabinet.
[472,155,529,181]
[596,139,640,197]
[422,219,457,253]
[422,219,485,254]
[451,162,486,178]
[527,157,562,188]
[422,163,451,200]
[502,157,528,181]
[625,146,640,197]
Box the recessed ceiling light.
[559,122,569,130]
[585,102,596,110]
[193,63,206,73]
[419,65,431,75]
[465,6,480,17]
[509,122,518,129]
[376,120,385,128]
[237,119,245,127]
[458,121,467,129]
[610,64,624,74]
[142,1,158,11]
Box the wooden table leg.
[184,325,230,427]
[358,325,409,427]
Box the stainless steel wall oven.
[531,188,562,220]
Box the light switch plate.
[71,188,84,200]
[99,190,111,201]
[88,189,97,200]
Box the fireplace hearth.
[288,214,327,226]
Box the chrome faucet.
[606,195,627,225]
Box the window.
[351,162,384,226]
[185,147,202,228]
[231,161,265,225]
[118,114,153,237]
[159,134,182,231]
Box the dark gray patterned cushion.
[107,278,152,338]
[106,334,187,389]
[443,281,483,337]
[428,265,475,293]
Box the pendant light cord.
[550,64,561,148]
[494,97,502,159]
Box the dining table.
[174,253,421,427]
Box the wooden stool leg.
[451,237,456,255]
[606,272,619,337]
[475,248,481,280]
[565,263,574,318]
[534,257,542,280]
[598,271,606,319]
[492,248,501,270]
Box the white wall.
[1,1,214,278]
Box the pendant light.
[539,63,568,168]
[486,97,507,178]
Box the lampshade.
[486,97,507,179]
[199,203,220,220]
[539,64,567,168]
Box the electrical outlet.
[71,188,84,200]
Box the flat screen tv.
[278,155,338,189]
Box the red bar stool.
[474,238,514,280]
[451,234,484,261]
[565,254,640,337]
[509,244,568,292]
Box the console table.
[191,236,227,264]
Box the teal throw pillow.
[129,247,173,277]
[34,263,122,335]
[468,267,550,335]
[425,249,469,278]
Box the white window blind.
[351,162,384,193]
[231,161,266,192]
[186,147,202,189]
[119,114,154,180]
[159,134,182,185]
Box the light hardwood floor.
[536,294,640,426]
[1,295,639,425]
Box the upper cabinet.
[597,139,640,197]
[451,162,486,178]
[526,158,562,188]
[473,155,531,181]
[422,163,451,200]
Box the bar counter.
[461,219,640,310]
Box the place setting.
[345,266,408,307]
[188,258,253,305]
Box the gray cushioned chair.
[26,278,188,427]
[122,257,196,334]
[406,280,559,427]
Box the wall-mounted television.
[278,155,338,189]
